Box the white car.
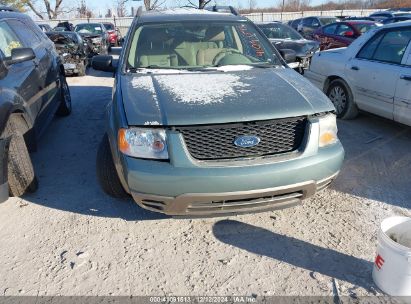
[305,21,411,126]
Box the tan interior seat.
[135,28,178,67]
[196,27,227,66]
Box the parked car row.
[0,7,71,203]
[256,21,319,73]
[35,21,124,76]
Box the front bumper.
[131,171,339,216]
[114,118,344,216]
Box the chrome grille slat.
[176,117,307,160]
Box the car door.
[0,20,39,119]
[394,38,411,125]
[318,23,338,50]
[345,28,411,120]
[334,23,356,48]
[8,18,59,135]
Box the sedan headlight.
[318,114,338,147]
[91,37,102,44]
[118,128,168,160]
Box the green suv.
[93,7,344,216]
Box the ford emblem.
[234,135,260,148]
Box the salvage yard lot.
[0,66,410,296]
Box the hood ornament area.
[234,135,261,148]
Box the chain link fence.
[35,8,379,35]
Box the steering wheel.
[212,49,242,66]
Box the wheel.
[77,61,86,76]
[4,116,38,197]
[96,134,129,199]
[108,45,112,53]
[56,74,72,117]
[327,79,359,119]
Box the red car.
[103,23,122,46]
[313,20,381,50]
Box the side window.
[357,31,384,60]
[0,21,23,57]
[7,19,41,48]
[373,29,411,64]
[323,24,337,35]
[302,18,313,26]
[311,18,320,28]
[336,24,352,36]
[357,29,411,64]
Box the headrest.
[205,27,225,42]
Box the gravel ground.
[0,62,410,297]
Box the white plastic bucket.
[372,216,411,296]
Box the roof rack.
[207,5,239,16]
[0,6,18,12]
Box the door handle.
[400,75,411,81]
[351,66,359,71]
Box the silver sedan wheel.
[328,85,347,115]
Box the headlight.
[62,53,69,57]
[118,128,168,160]
[91,37,102,43]
[318,114,338,147]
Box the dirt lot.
[0,62,410,297]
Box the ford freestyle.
[92,7,344,216]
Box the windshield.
[320,17,338,25]
[126,22,282,70]
[259,23,302,40]
[352,23,379,34]
[75,24,102,34]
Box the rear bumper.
[131,171,338,216]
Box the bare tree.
[143,0,165,10]
[186,0,212,8]
[248,0,256,11]
[77,0,92,17]
[116,0,127,16]
[16,0,71,19]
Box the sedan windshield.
[75,24,102,34]
[352,22,380,34]
[126,22,282,70]
[259,23,303,40]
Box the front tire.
[4,116,38,197]
[56,74,72,117]
[327,79,359,120]
[96,134,129,199]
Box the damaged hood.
[120,68,334,126]
[270,39,320,57]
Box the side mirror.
[343,31,354,37]
[279,49,297,64]
[6,48,35,65]
[92,55,116,72]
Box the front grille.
[176,117,307,160]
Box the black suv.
[0,7,71,202]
